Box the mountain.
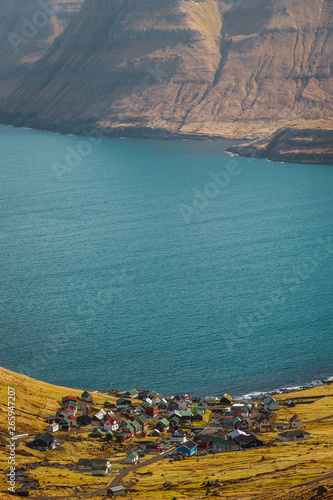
[0,0,84,102]
[0,0,332,161]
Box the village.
[21,387,315,497]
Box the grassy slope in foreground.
[1,367,333,499]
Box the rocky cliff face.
[0,0,84,100]
[226,124,333,164]
[0,0,332,158]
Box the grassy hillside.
[1,367,333,499]
[0,366,117,435]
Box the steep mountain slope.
[0,0,84,101]
[0,0,332,149]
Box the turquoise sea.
[0,124,332,397]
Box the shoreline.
[90,375,333,402]
[1,118,332,167]
[237,376,333,401]
[2,365,332,404]
[0,118,248,143]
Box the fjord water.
[1,124,332,397]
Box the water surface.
[1,125,332,397]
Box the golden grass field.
[1,367,333,499]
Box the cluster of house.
[27,393,92,451]
[88,389,206,444]
[26,389,313,457]
[195,394,313,449]
[44,395,84,433]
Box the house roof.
[80,415,91,423]
[172,429,186,437]
[94,409,107,420]
[214,438,233,448]
[234,434,262,446]
[126,452,138,460]
[197,434,214,444]
[159,418,169,426]
[221,393,232,401]
[91,427,103,434]
[278,430,311,439]
[178,440,197,450]
[106,418,117,424]
[62,396,77,402]
[132,421,141,429]
[81,391,91,398]
[127,388,138,395]
[289,414,302,422]
[62,398,78,404]
[33,433,56,444]
[228,429,247,439]
[150,391,164,400]
[136,414,148,423]
[264,397,277,406]
[78,458,110,467]
[117,398,132,405]
[108,486,126,493]
[65,404,76,410]
[142,401,158,409]
[121,423,134,432]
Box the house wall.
[290,420,303,428]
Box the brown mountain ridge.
[0,0,332,163]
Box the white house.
[77,459,111,476]
[169,429,187,443]
[289,414,303,428]
[46,423,59,433]
[92,409,107,422]
[104,418,119,432]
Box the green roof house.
[124,452,139,464]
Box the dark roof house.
[233,434,263,449]
[29,433,57,451]
[81,391,93,403]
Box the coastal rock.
[226,126,333,165]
